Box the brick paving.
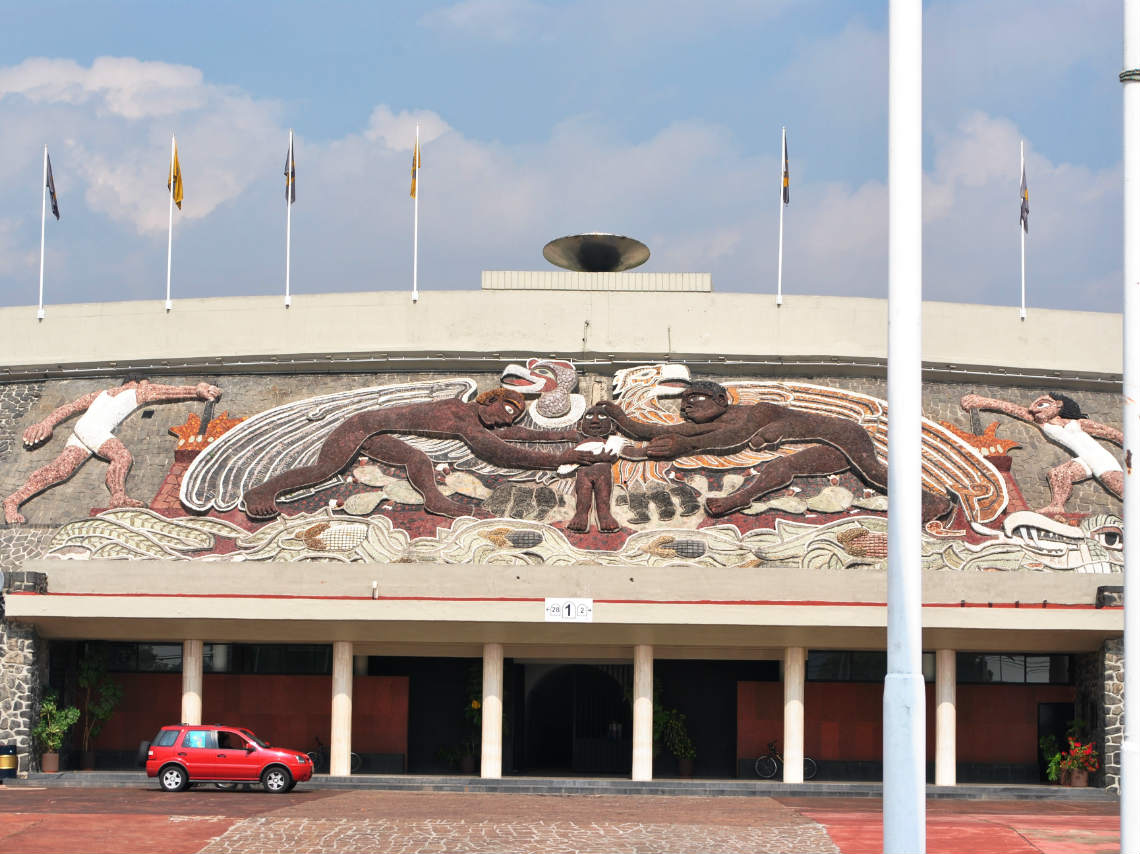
[0,787,1121,854]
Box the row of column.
[179,640,960,783]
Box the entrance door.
[522,664,632,775]
[1037,701,1074,782]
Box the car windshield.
[238,728,269,747]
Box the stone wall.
[0,571,46,775]
[1102,638,1123,792]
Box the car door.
[216,729,260,780]
[178,729,220,778]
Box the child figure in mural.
[960,391,1123,517]
[558,407,647,533]
[3,378,221,525]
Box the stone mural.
[0,360,1124,573]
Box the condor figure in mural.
[25,358,1121,574]
[595,380,954,523]
[3,378,220,524]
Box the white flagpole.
[285,129,293,308]
[412,123,420,303]
[885,0,926,851]
[166,133,175,312]
[776,126,786,307]
[38,144,47,321]
[1019,140,1027,320]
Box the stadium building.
[0,265,1125,788]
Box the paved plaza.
[0,787,1120,853]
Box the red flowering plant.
[1058,737,1099,774]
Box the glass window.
[996,654,1025,683]
[153,729,179,747]
[807,651,886,682]
[956,653,1072,685]
[1025,656,1051,683]
[181,730,216,749]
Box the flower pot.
[1068,768,1089,787]
[40,752,60,773]
[81,750,96,771]
[677,757,694,778]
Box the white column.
[1121,2,1140,848]
[783,646,806,784]
[330,641,353,776]
[885,0,926,851]
[632,644,654,781]
[180,640,202,725]
[934,650,956,786]
[480,643,504,779]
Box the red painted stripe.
[5,591,1109,609]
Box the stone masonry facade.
[1102,638,1123,792]
[0,571,46,774]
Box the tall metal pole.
[1120,1,1140,848]
[165,133,175,313]
[1019,140,1027,320]
[412,123,420,304]
[885,0,926,851]
[285,129,293,309]
[37,144,47,321]
[777,126,786,307]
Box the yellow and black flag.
[167,138,183,210]
[45,152,60,220]
[410,140,421,198]
[782,134,790,205]
[1019,163,1029,234]
[285,135,296,203]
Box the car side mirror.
[245,744,255,752]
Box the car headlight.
[296,755,307,763]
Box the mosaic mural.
[5,360,1125,573]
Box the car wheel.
[160,764,188,792]
[261,765,292,794]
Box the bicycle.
[307,736,362,774]
[754,739,818,780]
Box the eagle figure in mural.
[180,363,589,515]
[605,364,1009,527]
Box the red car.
[144,724,312,793]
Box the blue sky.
[0,0,1125,313]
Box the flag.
[782,134,790,205]
[46,152,60,220]
[1019,163,1029,234]
[410,140,420,198]
[284,137,296,203]
[167,139,183,210]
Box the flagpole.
[776,126,786,307]
[166,133,175,312]
[38,145,47,321]
[1019,139,1027,320]
[412,123,420,303]
[285,129,293,308]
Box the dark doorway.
[1037,701,1075,782]
[521,664,632,775]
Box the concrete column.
[632,644,653,781]
[480,643,504,779]
[330,641,353,776]
[935,649,956,786]
[181,640,203,725]
[783,646,806,783]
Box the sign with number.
[544,597,593,622]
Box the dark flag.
[46,153,60,220]
[284,138,296,203]
[1019,163,1029,234]
[782,134,790,205]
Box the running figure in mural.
[242,388,612,519]
[960,392,1123,516]
[3,378,221,524]
[596,380,954,523]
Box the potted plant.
[1058,737,1099,787]
[77,644,123,770]
[657,706,697,777]
[32,692,80,773]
